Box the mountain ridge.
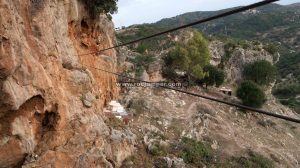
[123,3,299,52]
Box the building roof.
[108,100,127,116]
[220,87,232,92]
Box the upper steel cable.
[75,0,300,123]
[77,0,279,56]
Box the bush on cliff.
[237,81,266,108]
[83,0,118,18]
[243,60,277,86]
[202,65,225,88]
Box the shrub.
[220,39,238,68]
[148,144,167,156]
[237,81,266,108]
[203,65,225,87]
[243,60,277,86]
[83,0,118,18]
[162,68,178,80]
[233,151,274,168]
[179,137,212,165]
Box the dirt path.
[176,102,198,119]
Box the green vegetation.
[273,83,300,113]
[134,66,144,78]
[243,60,277,86]
[116,25,170,51]
[263,43,278,55]
[206,11,298,51]
[279,98,300,113]
[273,52,300,112]
[128,4,299,53]
[219,39,265,68]
[123,136,275,168]
[130,54,155,68]
[276,52,300,81]
[164,31,210,82]
[83,0,118,18]
[129,54,155,78]
[202,65,225,87]
[273,84,300,99]
[179,137,212,165]
[136,44,147,54]
[148,144,168,156]
[237,81,266,108]
[228,151,274,168]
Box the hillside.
[119,3,300,52]
[114,3,300,166]
[116,27,300,167]
[117,2,300,114]
[1,1,300,168]
[154,3,300,52]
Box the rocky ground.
[114,29,300,167]
[118,86,300,167]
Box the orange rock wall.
[0,0,131,167]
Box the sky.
[113,0,300,27]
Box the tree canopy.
[202,65,225,87]
[164,31,210,82]
[237,81,266,108]
[83,0,118,18]
[243,60,276,86]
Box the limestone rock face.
[209,40,225,66]
[209,40,274,84]
[225,48,273,84]
[0,0,134,167]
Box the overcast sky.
[113,0,299,27]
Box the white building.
[104,101,128,118]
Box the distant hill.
[288,2,300,7]
[121,3,300,51]
[156,3,299,51]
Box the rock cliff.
[0,0,134,167]
[209,40,274,85]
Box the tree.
[203,65,225,87]
[83,0,118,18]
[243,60,276,86]
[165,44,190,71]
[237,81,266,108]
[164,31,210,82]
